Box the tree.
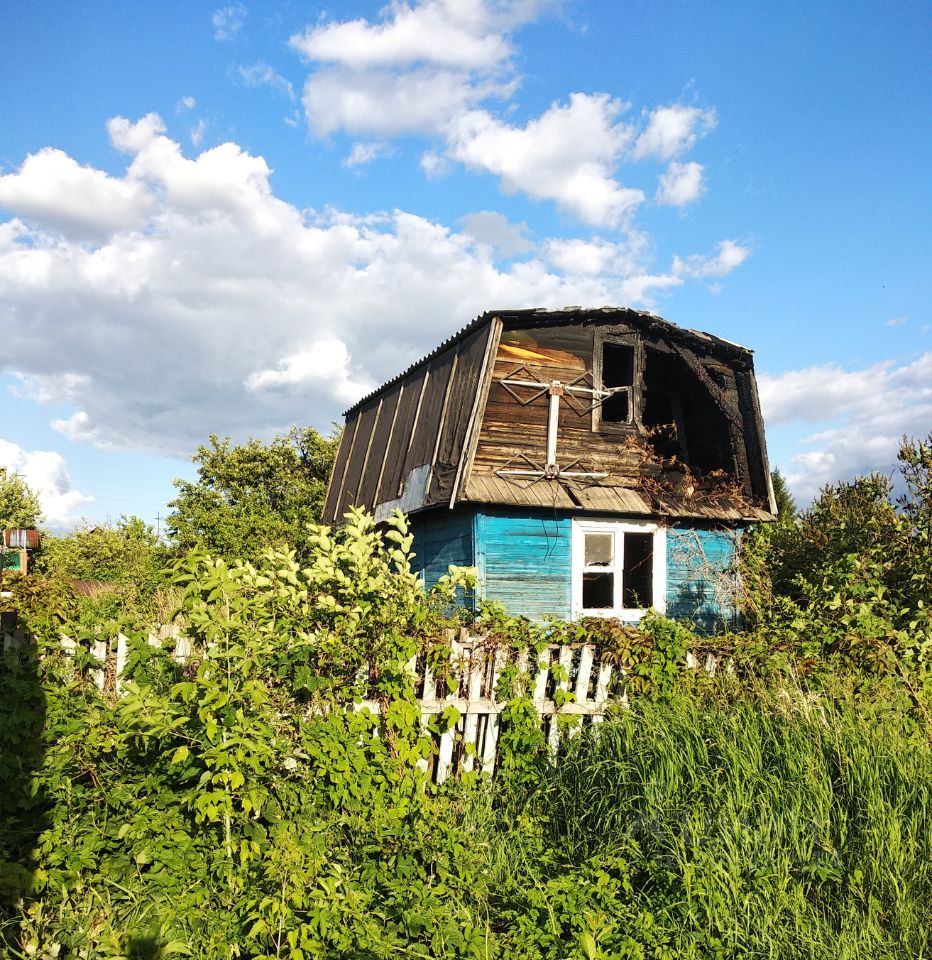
[167,426,340,563]
[35,516,166,588]
[0,468,42,529]
[770,468,797,522]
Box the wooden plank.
[92,638,107,690]
[115,633,128,695]
[450,318,502,508]
[401,350,457,480]
[340,401,382,509]
[424,345,460,505]
[431,327,492,480]
[321,408,360,524]
[356,383,403,510]
[575,644,594,703]
[378,368,430,504]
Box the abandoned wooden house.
[322,307,777,632]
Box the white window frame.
[571,519,666,620]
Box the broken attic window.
[600,341,634,423]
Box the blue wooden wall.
[473,509,573,621]
[409,507,740,631]
[665,526,740,633]
[409,509,475,593]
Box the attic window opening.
[600,342,635,424]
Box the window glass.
[622,532,653,608]
[584,532,613,567]
[583,572,614,609]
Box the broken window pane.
[584,532,613,567]
[622,532,653,608]
[583,572,614,609]
[601,342,634,423]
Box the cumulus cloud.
[447,94,643,227]
[245,339,372,401]
[545,233,649,277]
[673,239,750,279]
[0,439,93,527]
[212,4,246,42]
[286,3,723,229]
[0,118,747,456]
[759,352,932,503]
[301,66,514,138]
[656,161,705,206]
[633,104,716,160]
[291,0,537,137]
[459,210,532,256]
[0,147,153,241]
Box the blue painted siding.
[666,526,740,633]
[475,509,573,621]
[411,507,740,633]
[409,509,475,594]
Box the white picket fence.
[2,622,726,783]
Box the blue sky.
[0,0,929,530]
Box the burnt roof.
[344,306,753,416]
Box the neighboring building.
[322,307,776,632]
[1,527,40,575]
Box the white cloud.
[51,410,103,445]
[0,439,93,527]
[212,4,246,42]
[545,233,649,277]
[344,141,394,167]
[301,67,514,137]
[245,340,372,401]
[420,150,451,177]
[292,0,540,137]
[286,5,727,232]
[673,239,750,279]
[459,210,532,256]
[885,315,907,327]
[656,160,705,206]
[447,94,643,227]
[0,147,153,241]
[633,104,716,160]
[290,1,519,70]
[0,118,745,456]
[178,96,196,111]
[759,352,932,503]
[238,61,295,100]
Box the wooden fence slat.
[115,634,129,694]
[436,728,455,783]
[92,639,107,690]
[575,644,594,703]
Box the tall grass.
[483,688,932,959]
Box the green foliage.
[0,468,42,529]
[28,516,173,630]
[770,467,796,521]
[741,435,932,706]
[2,435,932,959]
[167,426,339,564]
